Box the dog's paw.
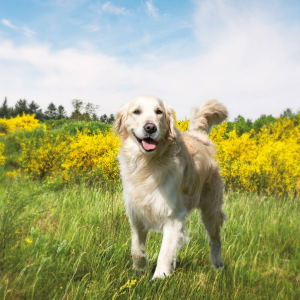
[212,261,224,269]
[133,255,148,270]
[210,244,224,269]
[211,255,224,269]
[152,268,170,280]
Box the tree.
[100,114,108,124]
[233,115,253,136]
[14,99,29,116]
[107,114,115,124]
[57,105,67,119]
[44,103,58,119]
[280,108,296,120]
[70,99,84,120]
[253,114,277,132]
[28,100,43,119]
[0,97,9,118]
[92,113,99,122]
[70,100,100,121]
[84,102,100,121]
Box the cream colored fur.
[114,95,228,279]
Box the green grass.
[0,178,299,299]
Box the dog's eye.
[156,109,163,115]
[133,109,141,115]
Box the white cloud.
[102,1,129,15]
[1,19,36,37]
[0,0,299,120]
[2,19,17,29]
[22,27,36,37]
[90,1,130,16]
[146,0,158,20]
[84,24,101,32]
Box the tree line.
[0,97,298,131]
[0,98,115,124]
[226,108,299,136]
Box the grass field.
[0,116,299,299]
[0,178,299,300]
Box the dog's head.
[114,95,176,154]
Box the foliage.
[41,118,74,129]
[176,116,189,131]
[0,143,4,166]
[18,126,120,182]
[18,126,73,179]
[100,113,115,124]
[0,98,9,118]
[0,104,299,298]
[176,114,300,196]
[0,113,40,134]
[210,117,300,196]
[66,121,111,135]
[70,99,100,122]
[44,102,58,119]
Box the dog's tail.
[188,100,228,133]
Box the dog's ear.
[114,103,128,138]
[165,104,177,142]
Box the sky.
[0,0,300,120]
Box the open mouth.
[132,132,158,152]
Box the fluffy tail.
[189,100,228,132]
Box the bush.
[210,117,300,196]
[0,113,40,134]
[18,126,120,182]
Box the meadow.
[0,113,299,299]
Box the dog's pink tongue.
[142,139,157,150]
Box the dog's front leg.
[131,223,148,270]
[152,219,184,280]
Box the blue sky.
[0,0,300,119]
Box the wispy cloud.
[146,0,158,20]
[84,24,101,32]
[1,19,36,36]
[2,19,17,29]
[22,28,36,37]
[90,1,130,16]
[102,1,129,15]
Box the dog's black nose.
[144,123,157,134]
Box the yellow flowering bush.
[19,127,120,182]
[62,129,120,181]
[7,113,300,195]
[176,116,300,195]
[211,117,300,196]
[176,117,189,131]
[19,126,72,178]
[0,118,14,133]
[174,113,189,131]
[0,113,40,134]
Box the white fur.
[114,95,228,279]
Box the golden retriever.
[114,95,228,279]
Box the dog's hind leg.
[200,176,226,269]
[131,222,148,270]
[152,219,185,279]
[201,209,225,268]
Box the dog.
[114,95,228,279]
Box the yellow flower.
[26,239,33,244]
